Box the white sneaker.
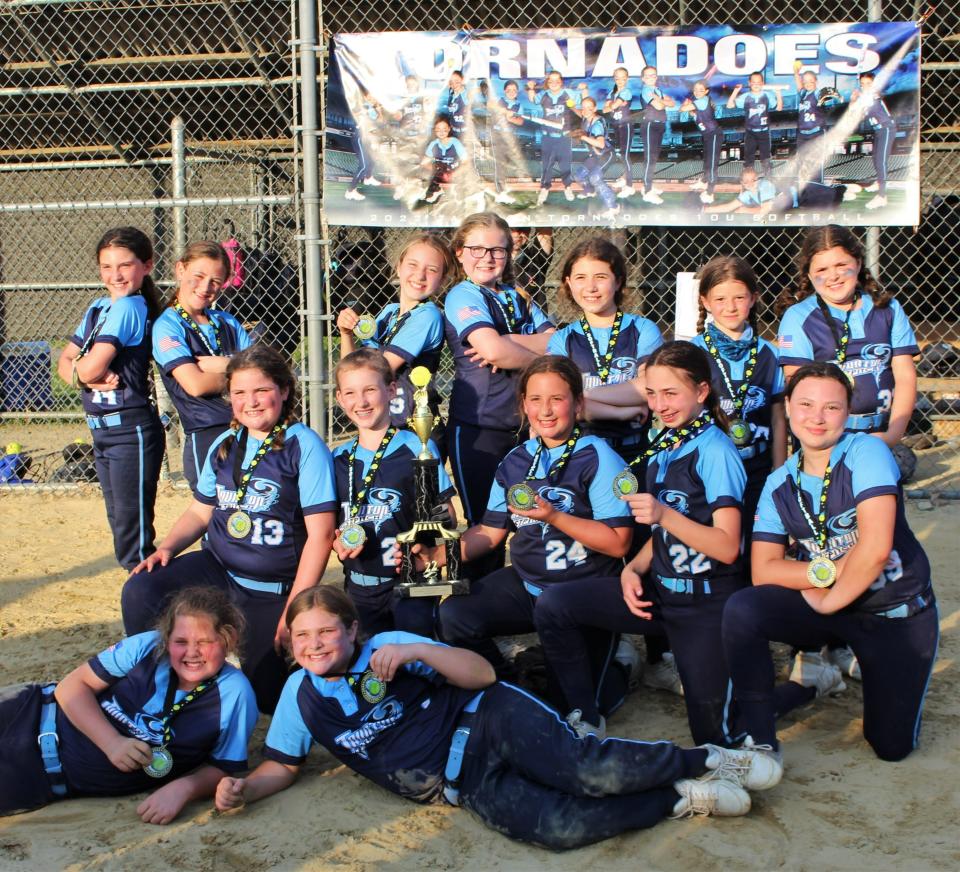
[827,646,862,681]
[363,176,382,187]
[576,192,596,200]
[614,637,642,689]
[690,179,708,191]
[643,651,684,696]
[864,181,880,192]
[649,185,665,195]
[789,650,846,697]
[616,186,635,199]
[612,177,627,190]
[564,186,575,201]
[642,190,664,206]
[865,194,887,210]
[699,192,715,204]
[671,779,751,818]
[701,737,783,791]
[536,188,549,206]
[494,191,516,204]
[344,189,365,201]
[565,709,607,741]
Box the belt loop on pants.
[86,412,124,430]
[873,589,934,620]
[37,684,67,797]
[522,580,543,598]
[442,691,484,807]
[658,576,712,595]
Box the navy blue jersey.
[777,294,919,431]
[495,96,521,132]
[582,116,610,156]
[734,90,777,131]
[195,422,337,586]
[264,632,477,802]
[646,423,746,583]
[608,85,633,124]
[797,89,826,135]
[861,91,895,130]
[538,89,578,137]
[691,331,785,476]
[443,280,553,429]
[439,89,468,137]
[356,301,445,428]
[425,136,466,169]
[152,306,251,433]
[640,83,668,122]
[399,96,426,137]
[70,295,154,415]
[691,95,718,133]
[754,433,931,613]
[56,631,256,796]
[547,315,662,444]
[483,435,632,586]
[332,430,455,584]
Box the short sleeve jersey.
[152,306,251,433]
[263,632,478,802]
[332,430,455,584]
[425,137,467,169]
[582,116,610,156]
[196,422,337,586]
[861,92,895,130]
[777,294,919,429]
[692,96,718,133]
[690,332,785,476]
[547,314,663,444]
[495,96,521,132]
[646,423,747,583]
[357,301,445,428]
[734,90,777,131]
[443,280,554,429]
[797,89,826,135]
[483,434,632,585]
[539,89,579,137]
[641,84,667,122]
[753,432,931,613]
[57,631,257,796]
[399,96,425,137]
[609,86,633,125]
[70,295,153,415]
[439,89,468,137]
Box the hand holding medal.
[506,426,581,519]
[339,427,397,551]
[795,448,839,589]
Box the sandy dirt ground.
[0,486,958,872]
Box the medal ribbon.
[173,302,222,355]
[379,302,425,347]
[347,427,397,518]
[629,410,713,468]
[579,311,624,383]
[475,282,519,333]
[793,449,837,551]
[155,667,220,748]
[815,290,860,366]
[702,328,758,418]
[525,426,581,482]
[231,423,286,508]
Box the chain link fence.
[0,0,958,493]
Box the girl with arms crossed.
[57,227,164,570]
[122,345,337,713]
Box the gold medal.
[612,469,639,497]
[143,746,174,778]
[339,522,368,550]
[729,418,753,448]
[507,482,538,511]
[807,556,837,589]
[353,315,377,341]
[359,670,387,704]
[226,510,251,539]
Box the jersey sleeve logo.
[333,697,403,760]
[158,336,184,353]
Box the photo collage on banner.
[324,23,920,228]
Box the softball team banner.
[325,23,920,228]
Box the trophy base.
[397,578,470,598]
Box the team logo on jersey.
[216,478,281,513]
[842,344,890,380]
[827,507,858,536]
[658,489,689,515]
[799,511,859,561]
[100,696,166,744]
[333,696,403,760]
[509,485,575,533]
[720,386,767,417]
[353,487,403,533]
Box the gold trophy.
[396,367,468,597]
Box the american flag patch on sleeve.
[158,336,183,353]
[778,335,792,349]
[457,306,485,322]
